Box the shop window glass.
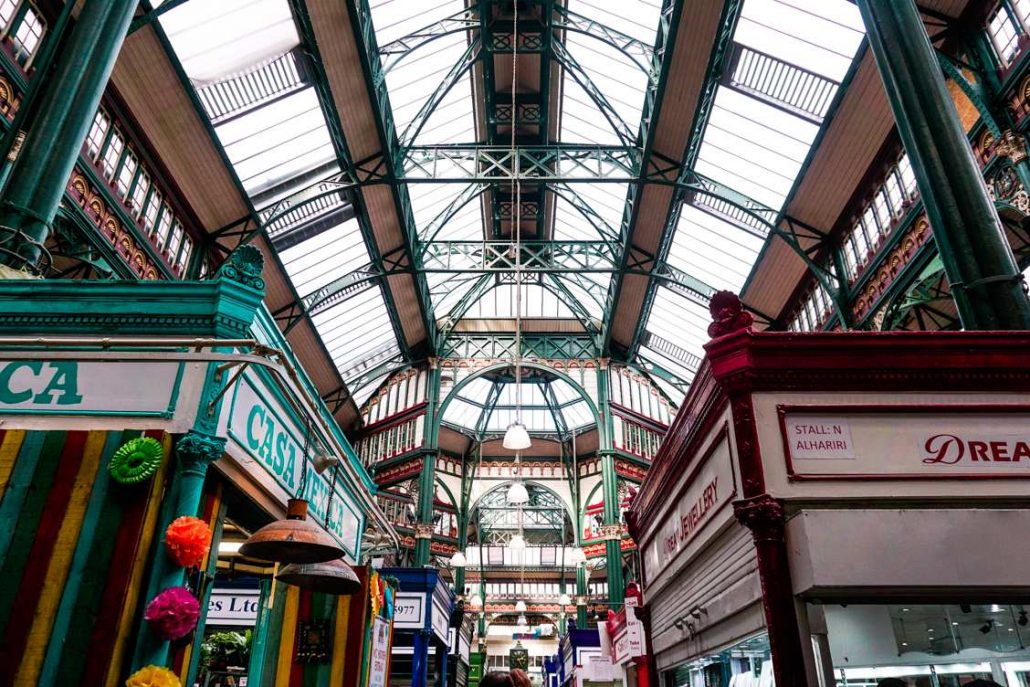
[10,3,44,67]
[820,603,1030,687]
[898,154,918,199]
[873,190,892,237]
[989,5,1022,66]
[116,152,138,199]
[665,633,772,687]
[0,0,16,31]
[85,111,109,160]
[101,130,124,180]
[130,171,150,217]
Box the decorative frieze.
[852,214,932,321]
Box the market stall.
[0,249,399,687]
[383,567,456,687]
[628,295,1030,687]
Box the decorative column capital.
[414,523,435,539]
[217,245,265,291]
[176,431,225,475]
[597,357,610,370]
[733,494,786,543]
[599,524,624,541]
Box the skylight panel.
[312,288,401,382]
[665,207,764,292]
[215,89,336,196]
[279,217,370,297]
[735,0,864,82]
[157,0,299,83]
[462,283,580,320]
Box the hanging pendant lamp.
[503,422,531,450]
[559,593,572,607]
[516,614,528,628]
[239,498,344,563]
[276,557,361,595]
[507,479,529,504]
[470,594,483,608]
[509,533,526,550]
[449,549,468,567]
[515,599,527,613]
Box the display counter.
[627,294,1030,687]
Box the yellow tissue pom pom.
[126,665,182,687]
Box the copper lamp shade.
[239,498,344,563]
[276,558,362,595]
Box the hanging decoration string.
[511,0,527,545]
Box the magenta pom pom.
[144,586,200,641]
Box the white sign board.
[368,617,391,687]
[432,596,451,644]
[780,406,1030,479]
[612,621,644,664]
[0,360,182,416]
[207,588,261,626]
[643,428,737,574]
[393,592,427,629]
[227,371,362,553]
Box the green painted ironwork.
[0,0,140,273]
[857,0,1030,329]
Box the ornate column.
[575,567,588,627]
[856,0,1030,329]
[734,495,808,687]
[415,361,441,566]
[131,430,226,669]
[0,0,140,273]
[596,359,624,607]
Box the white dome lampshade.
[470,594,483,608]
[449,550,467,567]
[517,614,528,628]
[507,480,529,504]
[515,599,527,613]
[509,533,526,550]
[503,422,532,450]
[559,593,572,606]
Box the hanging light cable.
[503,0,531,453]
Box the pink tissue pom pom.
[144,587,200,641]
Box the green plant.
[199,630,251,671]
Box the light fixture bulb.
[559,593,572,606]
[507,480,529,504]
[470,595,483,608]
[503,422,532,450]
[449,550,467,567]
[517,614,528,627]
[509,533,526,550]
[515,599,527,613]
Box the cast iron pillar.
[415,361,442,566]
[734,495,808,687]
[596,360,624,607]
[856,0,1030,329]
[0,0,139,273]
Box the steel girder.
[440,333,598,360]
[270,239,717,335]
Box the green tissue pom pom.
[109,437,164,484]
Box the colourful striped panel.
[0,430,84,687]
[15,430,108,686]
[275,585,301,687]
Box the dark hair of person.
[480,672,515,687]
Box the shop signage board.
[612,621,644,664]
[393,592,427,629]
[207,588,261,626]
[368,617,391,687]
[227,371,362,554]
[0,360,183,416]
[780,405,1030,479]
[642,427,737,574]
[432,595,450,644]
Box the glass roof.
[151,0,868,415]
[442,374,595,437]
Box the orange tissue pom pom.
[164,516,212,568]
